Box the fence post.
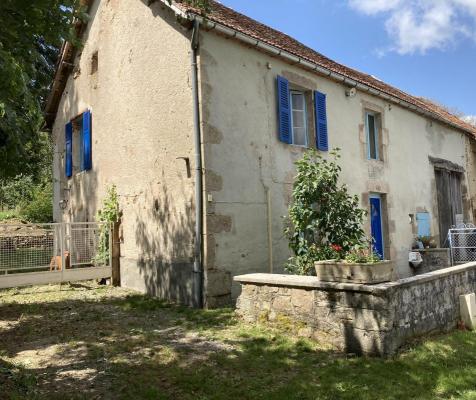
[60,223,66,286]
[111,221,121,286]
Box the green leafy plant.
[0,0,84,179]
[94,185,119,266]
[18,182,53,223]
[285,149,368,275]
[344,243,381,264]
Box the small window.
[72,118,84,173]
[91,51,98,75]
[290,91,308,147]
[65,111,92,178]
[366,112,380,160]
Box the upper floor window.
[90,51,99,75]
[276,75,328,151]
[72,118,85,173]
[65,110,92,178]
[290,91,308,147]
[366,111,380,160]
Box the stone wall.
[235,263,476,356]
[411,248,451,275]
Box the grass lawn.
[1,282,476,400]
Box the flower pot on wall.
[314,260,395,284]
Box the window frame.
[289,90,309,147]
[366,111,380,160]
[66,111,91,179]
[71,116,84,175]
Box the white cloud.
[348,0,476,54]
[462,115,476,126]
[348,0,402,15]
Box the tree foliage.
[285,149,368,275]
[0,0,80,179]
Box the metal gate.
[448,224,476,265]
[0,222,112,289]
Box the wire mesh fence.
[448,225,476,265]
[0,222,111,275]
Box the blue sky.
[219,0,476,118]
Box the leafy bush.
[0,175,35,210]
[18,182,53,223]
[0,210,18,221]
[285,149,368,275]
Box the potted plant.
[418,235,437,249]
[285,149,394,283]
[314,242,395,284]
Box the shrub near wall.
[18,183,53,223]
[285,149,378,276]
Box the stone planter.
[315,260,395,284]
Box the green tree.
[0,0,80,179]
[285,149,367,275]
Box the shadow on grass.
[1,286,476,400]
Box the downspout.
[191,20,204,308]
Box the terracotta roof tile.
[173,0,476,138]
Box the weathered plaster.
[199,29,474,303]
[52,0,197,303]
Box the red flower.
[331,244,343,252]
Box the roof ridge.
[172,0,476,138]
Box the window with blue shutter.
[314,91,328,151]
[416,212,431,237]
[82,110,92,171]
[277,76,292,144]
[65,122,73,178]
[366,112,379,160]
[65,109,93,177]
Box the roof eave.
[43,0,93,129]
[165,2,475,139]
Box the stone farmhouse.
[45,0,476,308]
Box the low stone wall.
[235,263,476,356]
[411,248,450,275]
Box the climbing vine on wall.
[94,185,120,266]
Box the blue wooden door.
[370,196,384,259]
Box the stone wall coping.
[416,248,449,253]
[234,273,386,293]
[234,262,476,294]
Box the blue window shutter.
[82,110,92,171]
[314,91,328,151]
[416,212,431,237]
[65,122,73,178]
[277,76,291,144]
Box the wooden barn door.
[435,168,463,246]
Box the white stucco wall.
[199,31,473,300]
[51,3,475,307]
[52,0,197,303]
